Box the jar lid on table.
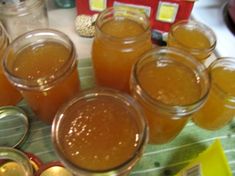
[0,106,29,148]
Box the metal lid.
[0,106,29,148]
[35,161,73,176]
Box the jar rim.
[51,88,149,174]
[131,47,211,117]
[2,28,77,91]
[95,6,151,44]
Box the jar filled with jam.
[52,88,148,175]
[167,20,216,62]
[130,47,210,144]
[0,23,22,106]
[92,6,152,92]
[192,57,235,130]
[2,29,80,124]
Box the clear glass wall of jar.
[2,29,80,124]
[0,23,22,106]
[92,6,153,93]
[192,57,235,130]
[0,0,48,40]
[130,47,210,144]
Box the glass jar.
[0,0,48,40]
[192,57,235,130]
[2,29,80,124]
[130,47,210,144]
[0,23,22,106]
[0,147,33,176]
[167,20,216,62]
[52,88,148,175]
[54,0,75,8]
[92,6,152,93]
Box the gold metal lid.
[0,106,29,148]
[35,161,73,176]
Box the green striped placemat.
[17,58,235,176]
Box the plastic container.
[130,47,210,144]
[92,6,152,92]
[2,29,80,124]
[52,88,148,175]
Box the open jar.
[2,29,81,124]
[0,0,48,40]
[52,88,148,175]
[130,47,210,144]
[92,6,152,92]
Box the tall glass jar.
[52,88,148,175]
[92,6,152,93]
[192,57,235,130]
[130,47,210,144]
[0,0,48,40]
[2,29,80,124]
[0,23,22,106]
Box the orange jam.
[53,89,148,174]
[168,20,216,61]
[130,48,209,144]
[10,41,80,124]
[92,8,152,92]
[0,29,22,106]
[193,59,235,130]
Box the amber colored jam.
[168,25,213,61]
[58,96,140,171]
[0,36,22,106]
[92,18,152,92]
[193,66,235,130]
[134,60,202,144]
[11,41,80,124]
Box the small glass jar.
[0,0,49,40]
[2,29,80,124]
[167,20,216,62]
[0,147,33,176]
[0,23,22,106]
[92,6,152,92]
[192,57,235,130]
[54,0,75,8]
[130,47,210,144]
[52,88,148,175]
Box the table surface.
[7,2,235,176]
